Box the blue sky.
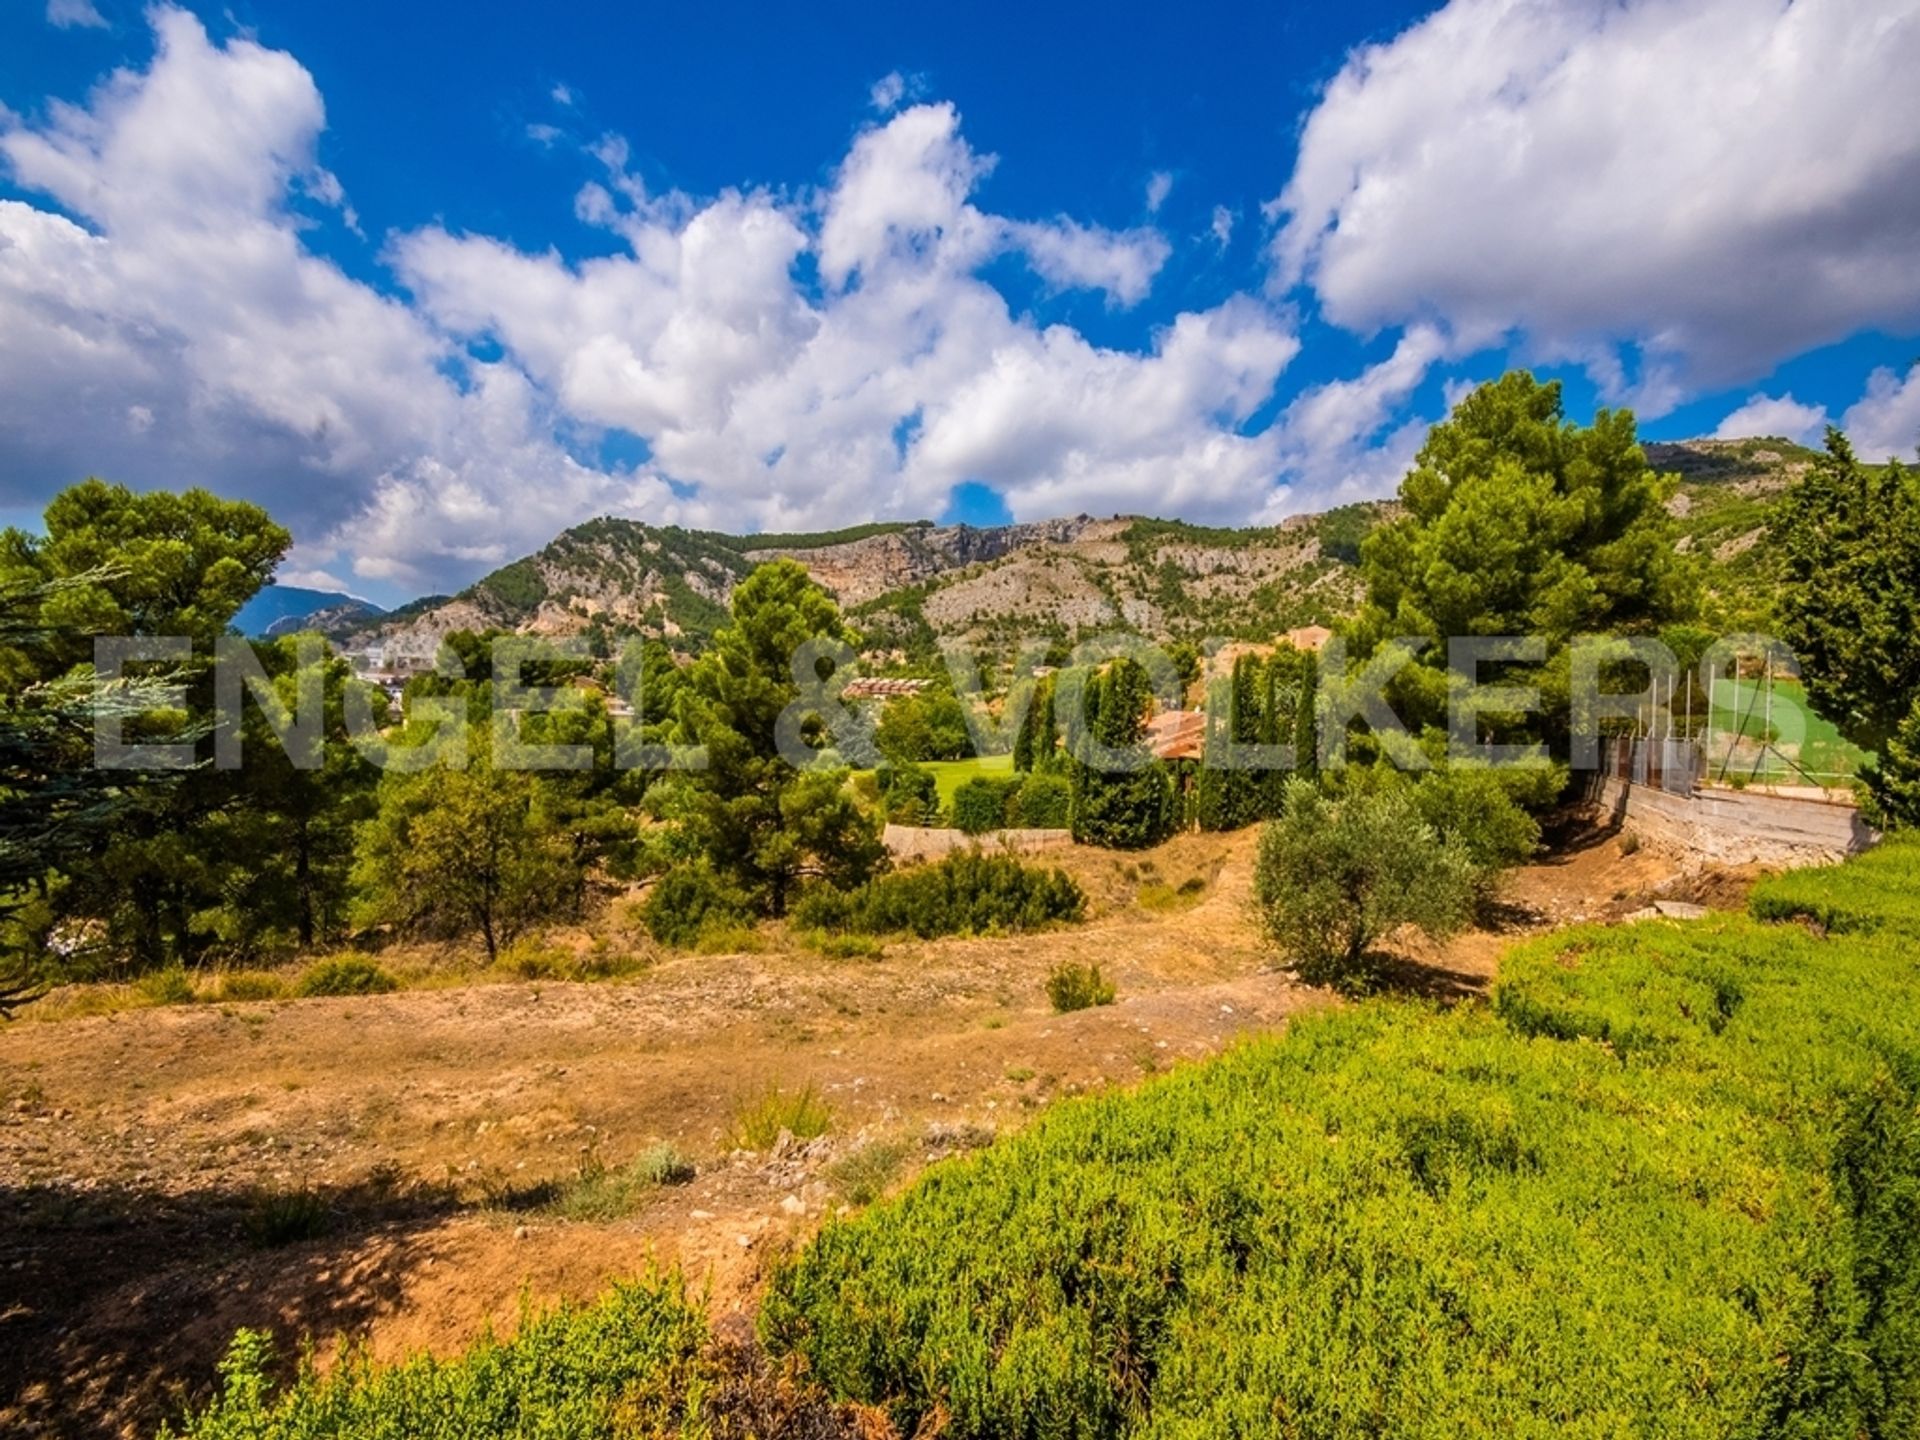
[3,0,1919,605]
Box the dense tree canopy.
[1361,373,1693,647]
[4,480,288,664]
[1354,372,1696,765]
[659,560,885,917]
[1066,657,1175,850]
[1771,430,1920,822]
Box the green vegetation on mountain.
[725,521,921,552]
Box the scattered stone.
[1654,900,1710,920]
[779,1193,806,1216]
[689,1209,715,1221]
[513,1225,529,1240]
[1628,900,1711,923]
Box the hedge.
[951,775,1023,835]
[791,850,1085,939]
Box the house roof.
[1145,708,1208,762]
[842,677,933,699]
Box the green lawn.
[849,752,1017,820]
[917,752,1014,808]
[1702,677,1871,783]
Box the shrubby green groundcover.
[765,843,1920,1438]
[164,1275,711,1438]
[1748,836,1920,934]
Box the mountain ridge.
[332,436,1815,663]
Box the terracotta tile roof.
[842,677,934,699]
[1145,708,1208,762]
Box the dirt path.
[0,825,1742,1438]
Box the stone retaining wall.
[1599,777,1875,866]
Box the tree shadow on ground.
[1365,952,1490,1004]
[0,1174,467,1440]
[1534,804,1625,863]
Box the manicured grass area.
[920,752,1014,808]
[852,752,1016,812]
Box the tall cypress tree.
[1069,658,1175,849]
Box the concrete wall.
[1598,777,1876,866]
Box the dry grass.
[824,1138,913,1206]
[730,1084,833,1151]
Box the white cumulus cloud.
[1271,0,1920,410]
[0,14,1297,591]
[1843,363,1920,462]
[1713,392,1829,445]
[397,102,1283,532]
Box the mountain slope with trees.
[341,439,1821,666]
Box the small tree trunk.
[295,825,315,951]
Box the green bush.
[798,929,887,961]
[764,875,1920,1439]
[826,1139,912,1206]
[640,863,751,948]
[243,1187,331,1248]
[791,851,1085,939]
[1748,836,1920,933]
[1410,764,1541,884]
[1253,779,1476,989]
[495,937,641,982]
[950,776,1020,835]
[1007,771,1072,828]
[876,762,938,825]
[159,1274,713,1439]
[293,956,398,998]
[215,970,286,1002]
[537,1147,695,1220]
[1045,962,1115,1012]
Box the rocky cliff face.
[741,516,1105,607]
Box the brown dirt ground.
[0,819,1756,1439]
